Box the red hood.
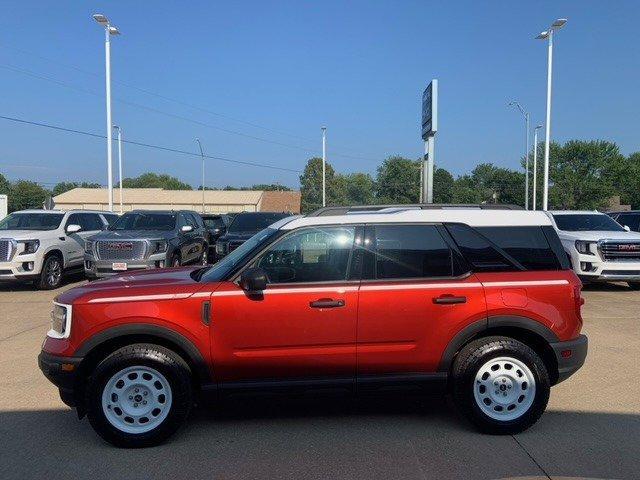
[57,267,215,304]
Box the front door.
[356,224,487,376]
[64,213,104,266]
[210,225,361,384]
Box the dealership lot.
[1,279,638,480]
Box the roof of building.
[53,188,266,205]
[278,208,553,230]
[260,191,302,213]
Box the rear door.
[356,224,487,376]
[209,225,362,384]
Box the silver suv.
[84,210,208,278]
[0,209,115,289]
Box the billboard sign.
[421,79,438,140]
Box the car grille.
[96,240,147,261]
[599,241,640,261]
[0,239,14,262]
[228,241,244,253]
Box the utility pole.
[196,138,205,213]
[113,125,123,214]
[421,79,438,204]
[321,127,327,207]
[532,124,543,210]
[509,101,530,209]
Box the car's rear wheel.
[37,254,63,290]
[86,344,192,448]
[452,336,550,434]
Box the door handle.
[433,295,467,305]
[310,298,345,308]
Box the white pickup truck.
[546,210,640,289]
[0,209,117,289]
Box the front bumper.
[84,252,168,278]
[569,250,640,282]
[38,350,83,407]
[0,253,44,282]
[550,334,588,384]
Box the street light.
[112,125,124,214]
[93,13,120,212]
[321,127,327,207]
[532,124,543,211]
[536,18,567,211]
[196,139,206,213]
[508,101,530,210]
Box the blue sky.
[0,0,638,190]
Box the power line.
[0,114,302,173]
[0,53,383,162]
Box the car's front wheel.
[452,336,550,435]
[37,254,63,290]
[86,344,193,448]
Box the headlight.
[48,303,72,339]
[216,242,227,254]
[151,240,168,254]
[18,239,39,255]
[84,239,95,255]
[575,240,596,255]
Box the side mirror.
[240,267,268,292]
[181,225,194,233]
[624,225,631,232]
[66,224,82,234]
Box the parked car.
[0,209,114,289]
[39,207,587,447]
[200,213,232,261]
[84,210,208,278]
[608,210,640,233]
[215,211,290,259]
[546,210,640,289]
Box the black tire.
[170,252,181,268]
[452,336,550,435]
[37,253,63,290]
[86,344,193,448]
[628,282,640,290]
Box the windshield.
[203,217,225,229]
[199,228,279,282]
[228,213,288,233]
[0,212,64,231]
[109,212,176,231]
[553,214,626,232]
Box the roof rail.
[307,203,523,217]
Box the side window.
[176,213,188,230]
[256,226,355,284]
[618,214,640,232]
[372,225,459,279]
[66,213,81,229]
[102,214,118,226]
[446,224,517,272]
[476,226,562,271]
[83,214,104,231]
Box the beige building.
[52,188,301,214]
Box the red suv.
[39,208,587,447]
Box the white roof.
[547,210,603,215]
[279,209,552,230]
[14,209,106,214]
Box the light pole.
[112,125,123,214]
[321,127,327,207]
[196,139,205,213]
[536,18,567,211]
[93,14,120,212]
[532,124,543,211]
[508,101,530,210]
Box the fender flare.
[437,315,559,372]
[75,323,211,383]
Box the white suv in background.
[0,209,117,289]
[546,210,640,289]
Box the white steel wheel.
[101,365,173,434]
[473,356,536,421]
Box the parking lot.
[0,278,638,480]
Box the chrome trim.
[0,238,17,262]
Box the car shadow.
[581,281,634,292]
[0,271,86,292]
[0,398,638,480]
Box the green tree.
[450,164,524,205]
[340,172,375,205]
[299,157,346,212]
[375,156,420,204]
[251,184,292,191]
[8,180,50,212]
[548,140,621,209]
[122,173,192,190]
[602,151,640,209]
[433,167,454,203]
[52,181,101,197]
[0,173,11,197]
